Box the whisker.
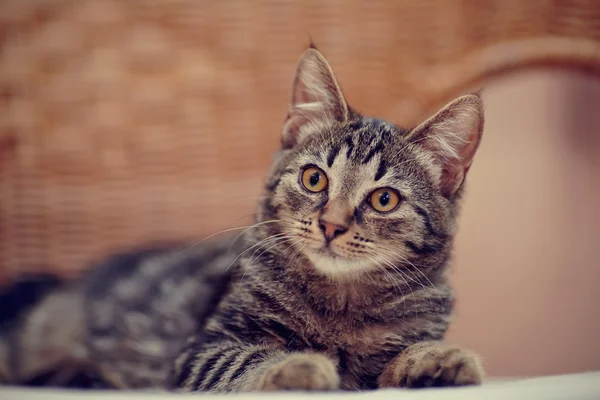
[227,219,286,252]
[374,253,419,319]
[393,252,441,293]
[240,237,295,283]
[369,256,404,297]
[225,233,288,272]
[377,251,426,288]
[286,237,308,268]
[377,249,443,311]
[247,234,292,261]
[176,224,271,255]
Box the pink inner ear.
[292,74,317,105]
[459,130,481,171]
[411,95,484,197]
[440,160,466,197]
[438,126,482,196]
[281,48,349,149]
[281,114,308,149]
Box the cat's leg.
[378,341,483,389]
[171,340,340,392]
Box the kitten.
[0,45,485,392]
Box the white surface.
[1,372,599,400]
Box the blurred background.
[1,0,599,379]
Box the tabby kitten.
[0,46,485,392]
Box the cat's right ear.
[407,93,484,198]
[281,47,350,149]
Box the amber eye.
[369,188,401,212]
[301,167,328,193]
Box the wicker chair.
[1,0,599,280]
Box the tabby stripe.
[202,349,241,390]
[172,349,197,388]
[315,196,328,211]
[406,206,447,255]
[266,169,294,192]
[192,347,234,390]
[227,349,267,384]
[414,206,447,240]
[327,145,341,167]
[251,289,285,312]
[348,120,363,131]
[374,159,387,181]
[354,207,364,225]
[363,374,380,390]
[264,200,279,218]
[337,348,349,373]
[241,314,268,342]
[345,136,355,159]
[405,240,441,255]
[0,273,63,331]
[265,318,305,346]
[399,375,409,387]
[363,141,385,164]
[219,312,250,340]
[265,178,281,192]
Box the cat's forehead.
[303,118,407,157]
[343,118,408,154]
[295,117,416,200]
[328,118,409,164]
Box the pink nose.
[318,219,348,242]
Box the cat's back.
[84,237,239,329]
[82,236,241,388]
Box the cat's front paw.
[257,353,340,391]
[379,341,483,389]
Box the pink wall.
[447,70,600,377]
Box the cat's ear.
[281,46,350,149]
[408,93,484,197]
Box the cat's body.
[0,46,485,392]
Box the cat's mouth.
[304,244,375,279]
[315,246,342,259]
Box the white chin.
[304,250,374,280]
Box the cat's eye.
[301,166,328,193]
[369,188,400,213]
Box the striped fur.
[1,46,485,392]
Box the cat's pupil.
[379,192,390,206]
[309,172,320,187]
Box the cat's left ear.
[281,46,350,149]
[408,93,484,198]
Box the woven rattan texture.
[1,0,600,279]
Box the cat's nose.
[318,219,348,242]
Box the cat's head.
[261,46,484,281]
